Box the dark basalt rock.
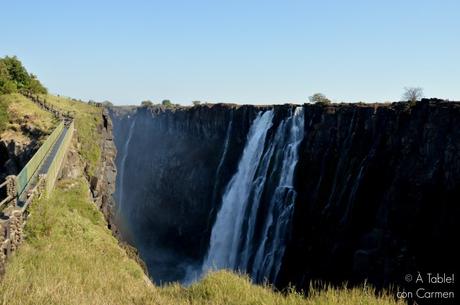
[278,100,460,293]
[109,100,460,293]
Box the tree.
[309,93,331,104]
[141,100,153,107]
[162,99,172,107]
[192,100,201,106]
[28,76,47,94]
[102,100,114,107]
[402,87,424,103]
[0,56,47,94]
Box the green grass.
[0,178,152,305]
[0,176,404,305]
[0,96,9,132]
[0,93,58,141]
[37,94,103,176]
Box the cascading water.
[252,107,304,282]
[202,107,305,283]
[203,110,274,271]
[117,117,136,213]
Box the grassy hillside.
[0,93,58,142]
[37,94,103,176]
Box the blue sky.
[1,0,459,105]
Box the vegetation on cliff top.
[0,56,47,95]
[37,94,103,176]
[0,93,58,141]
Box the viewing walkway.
[0,94,74,274]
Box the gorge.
[109,100,460,291]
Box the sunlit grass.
[0,93,58,141]
[38,94,102,176]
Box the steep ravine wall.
[110,100,460,290]
[110,104,270,282]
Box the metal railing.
[44,121,74,196]
[16,121,65,198]
[1,95,76,275]
[0,178,14,209]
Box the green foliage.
[141,100,154,107]
[162,99,172,107]
[0,96,10,132]
[192,100,201,106]
[309,93,331,105]
[102,100,114,107]
[0,56,47,94]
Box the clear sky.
[1,0,459,105]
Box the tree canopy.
[0,56,47,95]
[309,93,331,104]
[141,100,153,107]
[402,87,424,103]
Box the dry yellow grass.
[0,93,58,143]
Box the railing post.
[8,208,23,252]
[0,217,11,275]
[6,175,17,206]
[38,174,47,197]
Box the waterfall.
[201,107,304,283]
[252,107,304,282]
[211,119,233,202]
[203,110,274,271]
[118,117,136,212]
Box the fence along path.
[0,94,74,275]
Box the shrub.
[402,87,423,103]
[141,100,153,107]
[309,93,331,105]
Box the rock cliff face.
[110,100,460,289]
[0,131,45,181]
[278,100,460,290]
[90,110,118,232]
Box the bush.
[141,100,153,107]
[309,93,331,105]
[162,99,172,107]
[402,87,423,103]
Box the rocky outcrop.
[90,109,118,232]
[278,99,460,290]
[110,100,460,292]
[0,136,42,181]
